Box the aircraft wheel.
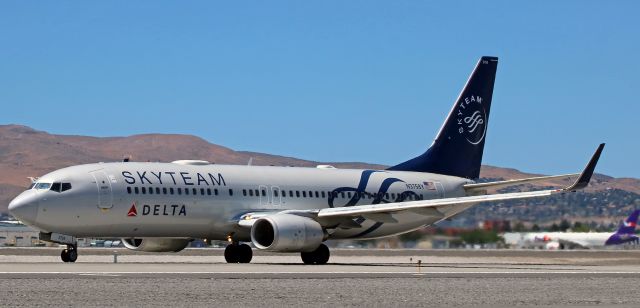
[61,249,70,263]
[61,245,78,263]
[67,247,78,263]
[237,244,253,263]
[224,244,239,263]
[301,243,330,265]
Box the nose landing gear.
[61,244,78,263]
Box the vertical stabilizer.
[388,56,498,179]
[605,210,640,246]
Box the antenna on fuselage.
[123,155,131,162]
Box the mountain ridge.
[1,124,638,218]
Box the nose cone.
[8,190,40,226]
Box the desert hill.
[1,124,638,223]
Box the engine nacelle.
[251,214,326,252]
[121,238,190,252]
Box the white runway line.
[1,271,639,275]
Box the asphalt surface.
[1,248,640,307]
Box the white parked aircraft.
[518,210,640,249]
[8,57,605,264]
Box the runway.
[1,248,640,307]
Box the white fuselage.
[10,161,474,241]
[523,232,613,248]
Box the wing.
[316,143,604,224]
[236,143,604,229]
[463,173,579,195]
[556,238,591,249]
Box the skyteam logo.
[457,95,487,145]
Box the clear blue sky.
[1,2,638,178]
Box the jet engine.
[121,238,190,252]
[251,214,326,252]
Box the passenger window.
[385,193,389,199]
[185,188,189,195]
[148,188,153,195]
[341,192,345,199]
[127,187,132,194]
[229,189,233,196]
[347,192,352,198]
[193,188,198,195]
[262,190,266,197]
[419,194,423,200]
[254,189,259,196]
[163,187,167,194]
[314,191,318,198]
[141,187,146,194]
[274,190,279,197]
[249,190,253,196]
[391,193,396,199]
[243,189,247,196]
[214,189,219,196]
[296,191,300,198]
[321,191,325,198]
[308,191,313,197]
[177,188,182,195]
[289,191,294,197]
[207,188,211,196]
[134,187,139,194]
[302,191,307,198]
[170,188,174,195]
[155,187,160,194]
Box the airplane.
[521,210,640,249]
[8,56,606,264]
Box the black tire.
[314,244,330,265]
[224,244,239,263]
[237,244,253,263]
[301,251,315,264]
[300,244,330,265]
[60,249,69,263]
[67,249,78,263]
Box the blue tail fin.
[388,56,498,179]
[615,209,639,235]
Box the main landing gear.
[60,244,78,263]
[224,242,253,263]
[301,243,330,265]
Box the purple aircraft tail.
[605,210,640,246]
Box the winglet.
[565,143,605,191]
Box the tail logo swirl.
[457,95,487,145]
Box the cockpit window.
[28,183,35,189]
[49,182,72,193]
[35,183,51,190]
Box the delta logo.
[126,203,187,217]
[127,204,138,217]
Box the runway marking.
[1,271,639,275]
